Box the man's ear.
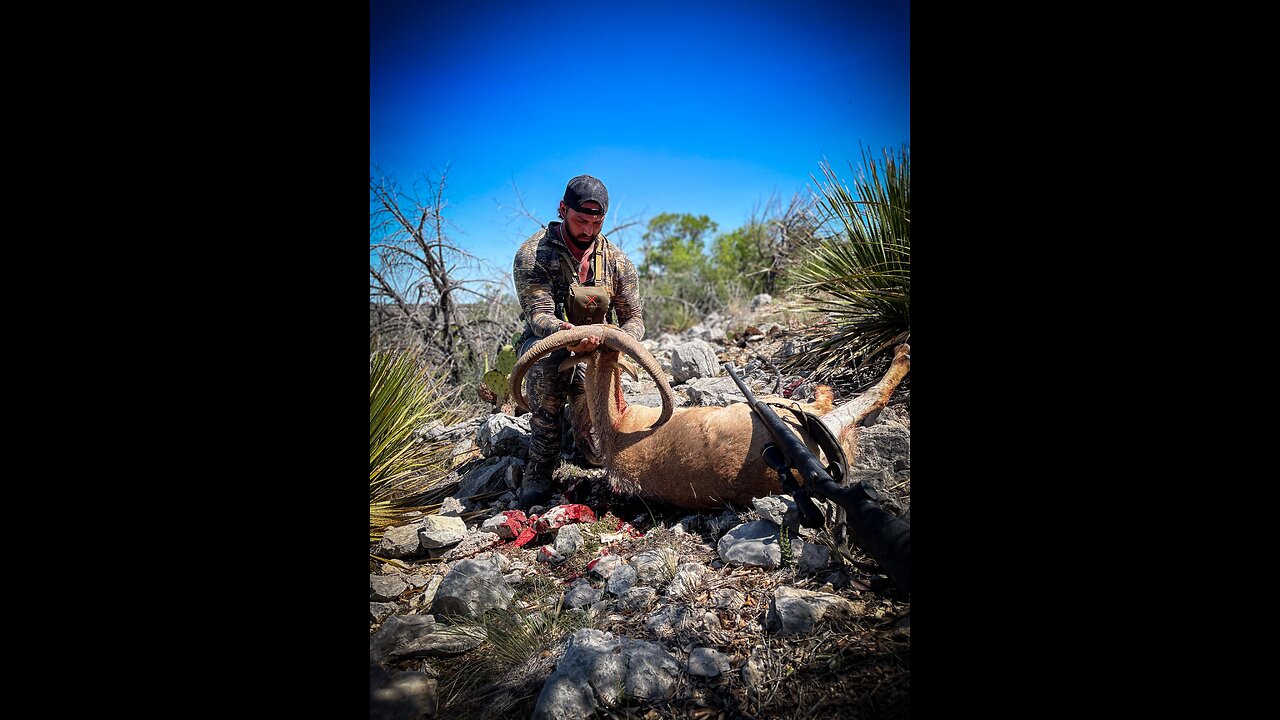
[557,200,567,220]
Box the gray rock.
[417,515,467,549]
[533,635,603,719]
[430,558,514,618]
[370,614,446,662]
[533,629,679,719]
[684,377,747,406]
[670,339,721,383]
[564,578,603,610]
[766,586,865,635]
[853,424,911,470]
[626,391,689,409]
[686,324,727,344]
[607,563,638,595]
[751,293,773,309]
[387,625,486,660]
[631,548,679,586]
[438,496,466,517]
[624,637,682,701]
[413,575,443,610]
[618,585,656,611]
[538,630,679,712]
[475,413,532,458]
[457,456,524,497]
[879,404,911,429]
[370,669,438,720]
[370,574,408,602]
[481,512,523,539]
[752,495,801,530]
[644,604,701,638]
[688,647,732,677]
[418,416,482,443]
[377,523,426,559]
[369,602,398,624]
[797,543,832,573]
[439,529,502,561]
[554,524,585,557]
[716,520,803,569]
[588,553,624,579]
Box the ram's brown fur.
[583,353,843,508]
[510,325,914,510]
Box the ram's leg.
[820,343,911,454]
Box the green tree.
[638,213,719,332]
[640,213,717,277]
[707,193,821,298]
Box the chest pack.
[557,238,615,326]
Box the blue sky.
[370,0,910,287]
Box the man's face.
[560,200,604,244]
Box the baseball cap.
[563,175,609,216]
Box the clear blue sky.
[370,0,910,286]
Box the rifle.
[723,362,911,595]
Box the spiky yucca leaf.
[370,348,459,543]
[786,144,910,375]
[466,575,587,670]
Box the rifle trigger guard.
[761,444,789,475]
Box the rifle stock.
[723,362,910,595]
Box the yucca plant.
[473,574,587,668]
[785,144,910,376]
[370,347,459,543]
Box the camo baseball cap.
[563,175,609,216]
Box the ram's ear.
[558,355,593,373]
[618,356,640,382]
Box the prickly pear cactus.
[495,344,516,375]
[478,343,519,410]
[483,369,508,405]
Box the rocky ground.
[370,296,911,719]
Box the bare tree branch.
[371,166,523,387]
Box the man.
[512,175,645,507]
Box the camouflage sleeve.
[513,233,562,338]
[610,248,645,341]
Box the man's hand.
[559,321,601,353]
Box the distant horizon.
[371,0,910,289]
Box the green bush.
[785,144,910,375]
[369,347,460,543]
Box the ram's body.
[511,325,908,510]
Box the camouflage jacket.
[513,222,645,342]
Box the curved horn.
[595,326,675,428]
[509,325,612,412]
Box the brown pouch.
[566,283,612,326]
